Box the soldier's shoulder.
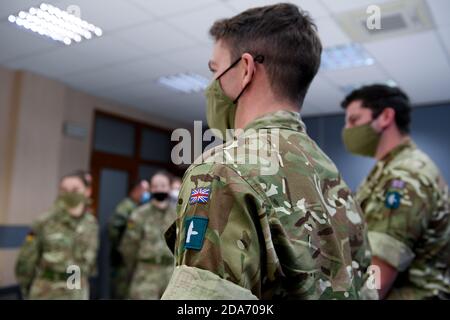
[388,144,441,184]
[116,198,135,211]
[185,147,238,178]
[180,156,261,207]
[130,203,151,220]
[82,211,98,224]
[33,209,58,227]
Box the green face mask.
[58,191,86,209]
[205,78,236,140]
[342,122,381,157]
[205,54,264,140]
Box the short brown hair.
[151,170,172,183]
[210,3,322,106]
[61,170,91,187]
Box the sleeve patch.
[390,179,406,189]
[189,188,210,205]
[184,216,209,251]
[25,231,35,242]
[385,191,402,209]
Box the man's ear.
[378,107,396,129]
[240,53,256,88]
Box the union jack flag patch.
[189,187,210,204]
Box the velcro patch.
[25,231,35,242]
[184,216,209,251]
[189,188,210,205]
[385,191,402,209]
[390,179,406,190]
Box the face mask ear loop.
[217,57,242,80]
[232,55,265,104]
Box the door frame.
[89,110,180,215]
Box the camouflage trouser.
[110,265,130,299]
[128,263,174,300]
[28,278,89,300]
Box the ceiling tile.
[3,45,74,77]
[325,64,391,88]
[438,26,450,57]
[129,0,217,18]
[226,0,328,18]
[62,55,186,92]
[0,0,59,20]
[291,0,329,19]
[320,0,392,14]
[315,17,351,47]
[426,0,450,27]
[54,0,152,32]
[115,20,197,55]
[0,21,59,63]
[162,44,214,78]
[101,78,176,101]
[225,0,283,12]
[5,35,146,78]
[166,3,236,43]
[365,31,450,104]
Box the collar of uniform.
[361,139,415,188]
[54,202,86,226]
[243,110,305,132]
[379,138,416,166]
[149,200,169,213]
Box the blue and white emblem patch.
[184,216,209,250]
[385,191,401,209]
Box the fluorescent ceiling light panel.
[8,3,103,45]
[158,73,209,93]
[321,43,375,71]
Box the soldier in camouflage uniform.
[15,171,99,300]
[108,179,150,299]
[342,84,450,299]
[119,172,176,299]
[162,3,373,300]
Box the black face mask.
[152,192,169,202]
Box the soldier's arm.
[368,178,432,297]
[72,214,99,277]
[14,222,42,299]
[86,217,99,277]
[118,209,142,273]
[108,202,130,248]
[162,164,261,300]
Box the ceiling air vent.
[336,0,434,43]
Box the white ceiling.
[1,0,449,125]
